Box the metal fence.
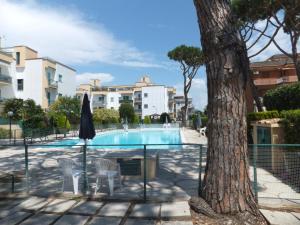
[0,143,203,202]
[0,143,299,203]
[249,144,300,201]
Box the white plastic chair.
[57,158,83,195]
[93,158,122,196]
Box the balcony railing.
[0,73,12,84]
[47,79,58,88]
[119,99,133,104]
[134,97,142,102]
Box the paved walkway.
[0,196,193,225]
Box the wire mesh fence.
[249,144,300,201]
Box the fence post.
[198,144,203,197]
[143,145,147,202]
[253,145,258,202]
[13,130,16,145]
[25,144,29,193]
[82,144,87,195]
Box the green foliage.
[247,110,280,121]
[53,114,71,130]
[168,45,204,67]
[2,98,46,129]
[263,82,300,111]
[119,103,135,123]
[159,113,171,124]
[50,96,81,124]
[0,128,10,139]
[133,114,140,124]
[93,108,120,124]
[2,98,24,120]
[280,110,300,144]
[144,116,151,124]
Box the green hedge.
[280,109,300,144]
[0,128,10,139]
[247,110,280,122]
[263,82,300,111]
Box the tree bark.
[193,0,266,222]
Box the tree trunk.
[291,34,300,81]
[193,0,266,222]
[183,88,189,127]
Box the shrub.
[280,109,300,144]
[159,113,171,124]
[119,103,135,123]
[0,128,10,139]
[144,116,151,124]
[247,110,280,122]
[93,108,119,124]
[263,82,300,111]
[133,114,140,124]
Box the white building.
[77,76,177,119]
[0,46,76,108]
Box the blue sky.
[0,0,296,110]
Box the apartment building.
[174,96,194,121]
[246,54,299,112]
[76,76,176,119]
[0,45,76,109]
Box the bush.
[247,110,280,122]
[144,116,151,124]
[280,109,300,144]
[93,108,119,124]
[159,113,171,124]
[133,114,140,124]
[119,103,135,123]
[263,82,300,111]
[0,128,10,139]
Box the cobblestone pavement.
[0,197,193,225]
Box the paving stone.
[20,213,59,225]
[0,199,23,210]
[161,221,193,225]
[0,211,31,225]
[291,212,300,220]
[124,218,156,225]
[42,199,77,213]
[161,202,190,218]
[130,203,160,218]
[98,202,130,217]
[54,214,89,225]
[0,208,19,219]
[88,216,121,225]
[70,201,103,214]
[260,209,300,225]
[16,196,48,211]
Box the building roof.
[26,57,76,72]
[251,54,299,69]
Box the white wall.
[15,59,43,105]
[106,92,120,110]
[56,63,76,97]
[0,60,16,99]
[142,86,168,118]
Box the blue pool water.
[47,129,182,149]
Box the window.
[59,74,63,82]
[138,104,141,109]
[17,79,23,91]
[144,104,148,109]
[16,52,20,65]
[144,93,148,98]
[58,93,62,97]
[98,96,104,101]
[110,97,114,102]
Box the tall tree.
[193,0,267,224]
[233,0,300,80]
[119,103,135,123]
[168,45,204,126]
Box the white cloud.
[0,0,162,68]
[174,77,207,111]
[76,73,114,85]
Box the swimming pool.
[47,129,182,149]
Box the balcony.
[119,97,133,104]
[0,73,12,85]
[134,108,142,113]
[134,97,142,103]
[47,79,58,89]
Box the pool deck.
[0,128,299,224]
